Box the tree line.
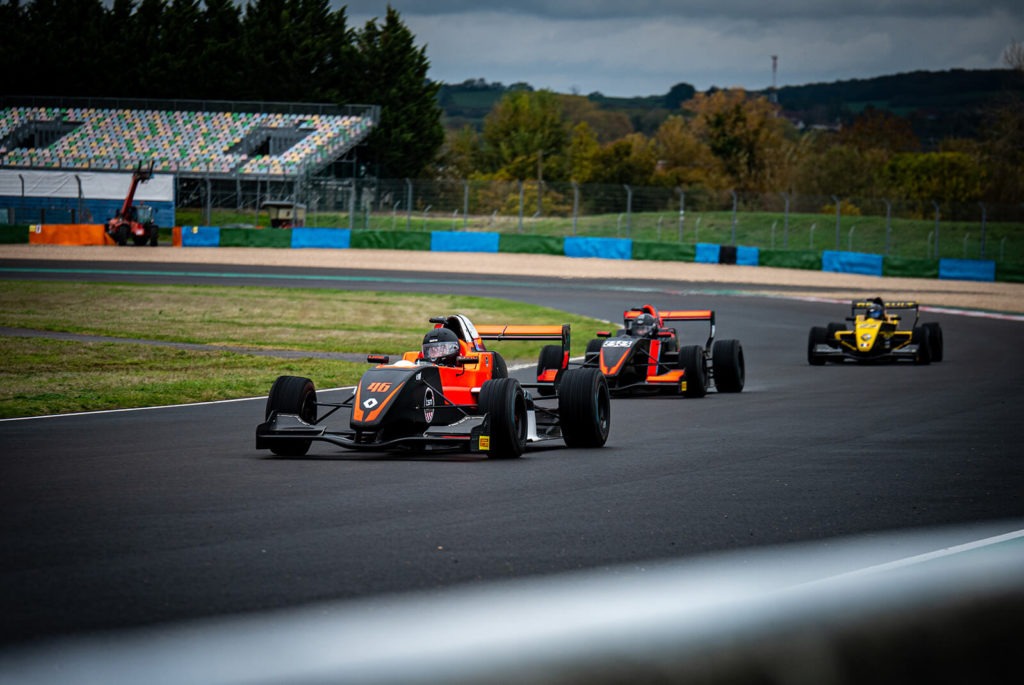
[2,1,1022,212]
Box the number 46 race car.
[576,304,745,397]
[807,298,944,365]
[256,314,611,459]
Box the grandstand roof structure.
[0,98,378,180]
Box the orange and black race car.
[256,314,611,459]
[580,304,745,397]
[807,298,944,364]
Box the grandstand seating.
[0,105,374,177]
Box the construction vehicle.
[105,162,158,246]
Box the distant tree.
[557,95,633,143]
[652,114,725,189]
[194,0,244,100]
[839,107,920,153]
[664,82,697,110]
[480,90,568,181]
[587,133,658,186]
[1003,39,1024,70]
[882,151,986,213]
[434,125,482,180]
[685,89,787,192]
[354,6,444,178]
[566,121,600,183]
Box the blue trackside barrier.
[430,230,500,253]
[939,258,996,282]
[822,250,884,277]
[181,226,220,247]
[736,245,760,266]
[564,236,632,260]
[291,227,350,249]
[695,243,721,263]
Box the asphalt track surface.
[2,257,1023,648]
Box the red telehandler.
[105,162,159,246]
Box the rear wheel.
[479,378,527,459]
[148,225,159,247]
[923,322,943,362]
[807,326,828,366]
[912,326,932,365]
[535,344,563,397]
[584,339,603,366]
[265,375,317,456]
[558,367,610,448]
[712,339,745,392]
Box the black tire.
[923,322,943,362]
[131,231,148,246]
[535,344,563,397]
[491,351,508,379]
[264,375,317,456]
[558,367,610,448]
[827,322,846,338]
[677,345,708,397]
[584,339,603,366]
[807,326,828,366]
[712,339,745,393]
[148,226,159,247]
[912,326,932,365]
[115,225,128,246]
[478,378,527,459]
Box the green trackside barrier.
[0,224,30,244]
[631,241,696,263]
[882,256,940,279]
[350,229,432,251]
[758,249,822,271]
[996,261,1024,283]
[218,227,292,248]
[498,233,564,255]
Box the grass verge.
[0,281,610,418]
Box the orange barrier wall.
[28,224,115,246]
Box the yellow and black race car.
[807,298,944,365]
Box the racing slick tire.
[491,351,509,379]
[478,378,527,459]
[807,326,829,366]
[265,375,317,456]
[557,367,610,448]
[535,344,564,397]
[677,345,708,397]
[712,339,745,393]
[923,322,944,362]
[912,326,932,365]
[584,339,603,367]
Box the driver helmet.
[867,304,884,320]
[632,313,658,338]
[422,327,460,365]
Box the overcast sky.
[338,1,1024,96]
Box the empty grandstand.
[0,97,379,226]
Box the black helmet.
[632,313,658,338]
[422,327,460,365]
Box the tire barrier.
[7,224,1011,283]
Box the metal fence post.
[517,180,524,233]
[405,178,412,231]
[884,199,892,255]
[979,202,987,258]
[781,192,789,248]
[463,180,469,230]
[730,190,737,244]
[572,181,579,236]
[678,188,685,243]
[932,200,941,259]
[832,195,840,249]
[623,184,633,238]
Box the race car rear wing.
[850,300,919,325]
[475,324,571,355]
[623,308,716,349]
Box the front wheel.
[712,339,745,392]
[807,326,828,366]
[677,345,708,397]
[479,378,527,459]
[912,326,932,365]
[265,375,317,456]
[558,367,610,448]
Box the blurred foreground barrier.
[1,521,1021,685]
